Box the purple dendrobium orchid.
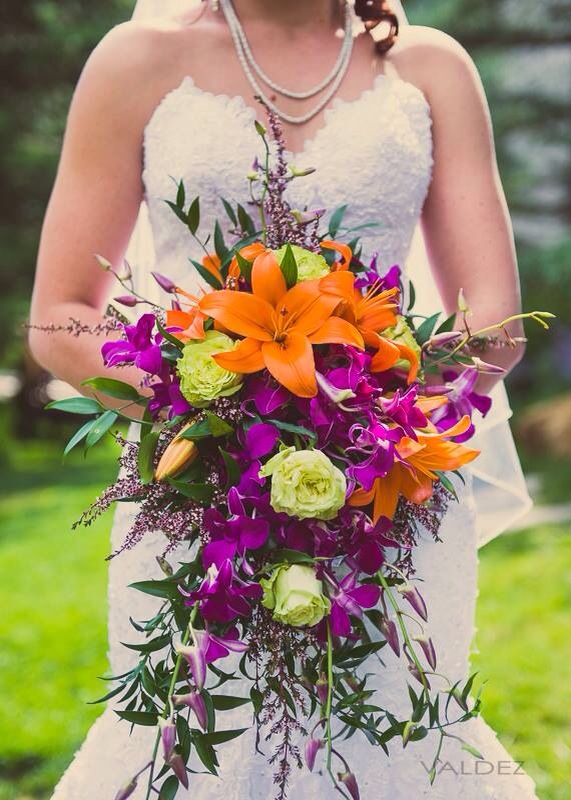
[342,511,401,575]
[427,368,492,442]
[186,559,262,623]
[377,386,428,439]
[176,625,249,691]
[244,422,280,460]
[102,313,163,375]
[328,572,381,637]
[356,262,401,295]
[346,426,396,491]
[242,375,290,416]
[202,488,270,569]
[148,371,192,419]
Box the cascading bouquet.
[46,106,552,800]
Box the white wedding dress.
[51,61,540,800]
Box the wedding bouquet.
[47,107,551,800]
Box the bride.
[30,0,539,797]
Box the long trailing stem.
[325,620,335,779]
[377,571,430,695]
[144,603,199,800]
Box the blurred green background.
[0,1,570,799]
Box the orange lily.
[166,286,207,342]
[349,415,480,521]
[320,273,419,382]
[321,240,353,271]
[198,251,364,397]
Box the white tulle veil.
[127,0,533,545]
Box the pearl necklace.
[220,0,355,125]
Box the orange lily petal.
[212,337,264,374]
[261,333,317,398]
[308,317,365,349]
[199,291,274,341]
[415,396,450,414]
[251,251,287,307]
[320,240,353,270]
[394,342,420,384]
[319,270,356,301]
[278,282,341,337]
[166,309,205,341]
[370,336,401,372]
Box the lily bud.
[397,583,428,621]
[338,771,360,800]
[168,752,189,789]
[159,717,176,763]
[113,777,138,800]
[412,634,437,670]
[176,643,207,690]
[113,295,139,308]
[173,691,208,732]
[305,736,324,771]
[151,271,177,294]
[316,676,329,707]
[155,424,199,482]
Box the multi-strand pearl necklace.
[219,0,354,125]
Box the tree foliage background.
[0,0,570,398]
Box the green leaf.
[166,480,215,503]
[156,318,185,351]
[192,732,219,775]
[435,312,457,334]
[211,695,251,711]
[214,221,228,260]
[415,313,441,346]
[159,775,179,800]
[279,244,298,289]
[116,710,158,726]
[190,259,223,290]
[166,200,188,224]
[187,197,200,235]
[138,430,160,484]
[63,419,97,456]
[46,396,102,415]
[435,471,459,500]
[205,411,234,436]
[270,549,315,565]
[201,728,248,745]
[176,180,186,209]
[179,413,233,441]
[269,419,317,440]
[461,741,485,760]
[407,281,416,312]
[129,580,181,599]
[237,204,256,235]
[221,198,238,226]
[235,250,253,283]
[328,204,348,237]
[85,411,119,450]
[81,377,142,402]
[88,682,127,705]
[122,634,172,654]
[219,448,241,488]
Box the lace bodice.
[139,72,433,300]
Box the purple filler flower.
[102,313,163,375]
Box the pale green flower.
[259,448,347,520]
[261,564,331,627]
[176,331,243,408]
[274,244,330,282]
[384,316,422,368]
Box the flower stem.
[325,620,334,777]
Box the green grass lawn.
[0,439,569,799]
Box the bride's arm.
[406,28,525,392]
[29,23,167,410]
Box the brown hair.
[354,0,400,54]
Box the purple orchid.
[377,386,428,439]
[328,572,381,637]
[102,313,163,375]
[427,368,492,442]
[177,625,249,690]
[186,559,262,623]
[202,487,270,569]
[341,511,401,574]
[242,375,290,416]
[148,371,192,419]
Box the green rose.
[259,447,347,520]
[261,564,331,627]
[176,331,243,408]
[384,316,422,368]
[274,244,330,282]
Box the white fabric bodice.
[139,72,433,300]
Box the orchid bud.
[159,717,176,763]
[426,331,463,349]
[168,752,190,789]
[113,777,138,800]
[289,164,317,177]
[155,424,199,482]
[402,720,416,747]
[151,271,177,294]
[305,736,324,771]
[451,685,469,712]
[173,691,208,732]
[471,357,506,375]
[408,662,430,688]
[95,253,113,271]
[116,259,133,281]
[338,771,360,800]
[412,634,437,670]
[113,295,139,308]
[344,675,360,693]
[315,372,356,404]
[176,643,207,690]
[379,617,400,657]
[156,556,174,576]
[316,676,329,707]
[457,288,470,313]
[397,583,428,621]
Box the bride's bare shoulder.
[389,24,483,99]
